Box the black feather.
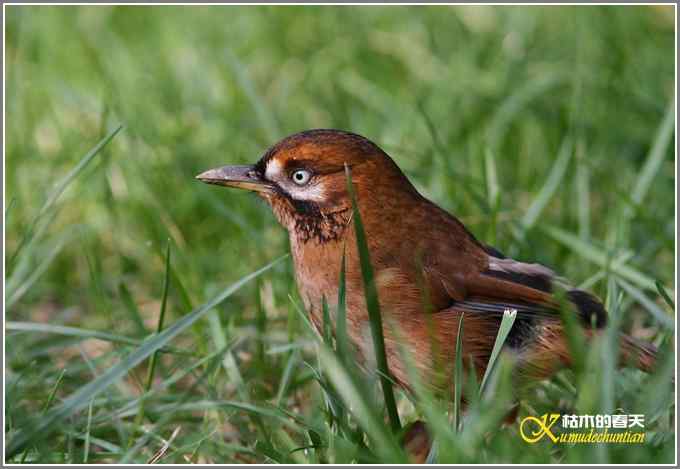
[566,289,608,328]
[449,288,608,350]
[482,269,553,293]
[484,245,507,259]
[449,299,550,350]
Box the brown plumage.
[197,129,657,394]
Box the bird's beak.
[195,165,273,193]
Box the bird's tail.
[619,333,658,373]
[515,327,659,382]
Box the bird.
[196,129,657,399]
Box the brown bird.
[196,129,657,397]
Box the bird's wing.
[411,205,607,328]
[433,251,607,328]
[475,256,606,326]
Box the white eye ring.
[291,169,312,186]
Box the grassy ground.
[4,5,676,464]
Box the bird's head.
[197,129,418,243]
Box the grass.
[4,4,676,464]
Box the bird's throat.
[268,193,352,245]
[291,208,352,244]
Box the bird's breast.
[289,234,344,326]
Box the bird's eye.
[291,169,312,186]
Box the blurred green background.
[5,5,675,464]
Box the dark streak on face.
[268,190,350,244]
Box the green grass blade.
[39,124,124,219]
[275,350,299,407]
[542,225,658,291]
[92,343,238,425]
[19,368,67,463]
[225,49,280,142]
[628,100,675,215]
[322,295,332,345]
[484,149,500,244]
[119,348,252,463]
[6,230,74,308]
[616,277,674,328]
[484,150,500,208]
[425,439,438,464]
[6,255,286,458]
[345,165,401,433]
[5,196,16,219]
[391,327,456,459]
[6,322,191,356]
[655,280,675,311]
[558,291,587,379]
[486,72,565,151]
[335,250,350,364]
[118,283,148,336]
[134,241,172,432]
[317,346,406,462]
[83,400,94,463]
[575,140,591,239]
[640,337,675,421]
[452,314,464,432]
[7,125,123,270]
[521,138,573,230]
[479,308,516,395]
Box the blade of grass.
[19,368,66,463]
[345,164,401,433]
[479,308,517,395]
[487,72,565,151]
[119,346,252,463]
[118,283,148,336]
[640,336,676,421]
[558,291,587,380]
[452,313,464,432]
[317,346,406,462]
[390,324,457,458]
[93,343,239,425]
[626,99,675,219]
[289,294,318,338]
[616,277,674,328]
[133,240,172,433]
[417,101,488,208]
[5,208,60,295]
[37,127,123,218]
[6,254,286,458]
[7,124,123,271]
[275,350,299,407]
[6,322,192,356]
[5,196,16,218]
[542,225,658,291]
[322,296,332,345]
[655,280,675,310]
[600,277,620,418]
[83,399,94,463]
[335,250,350,365]
[6,230,75,308]
[255,279,267,368]
[484,149,500,244]
[521,138,573,230]
[225,49,279,142]
[304,361,346,434]
[575,140,591,239]
[425,440,438,464]
[146,425,181,464]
